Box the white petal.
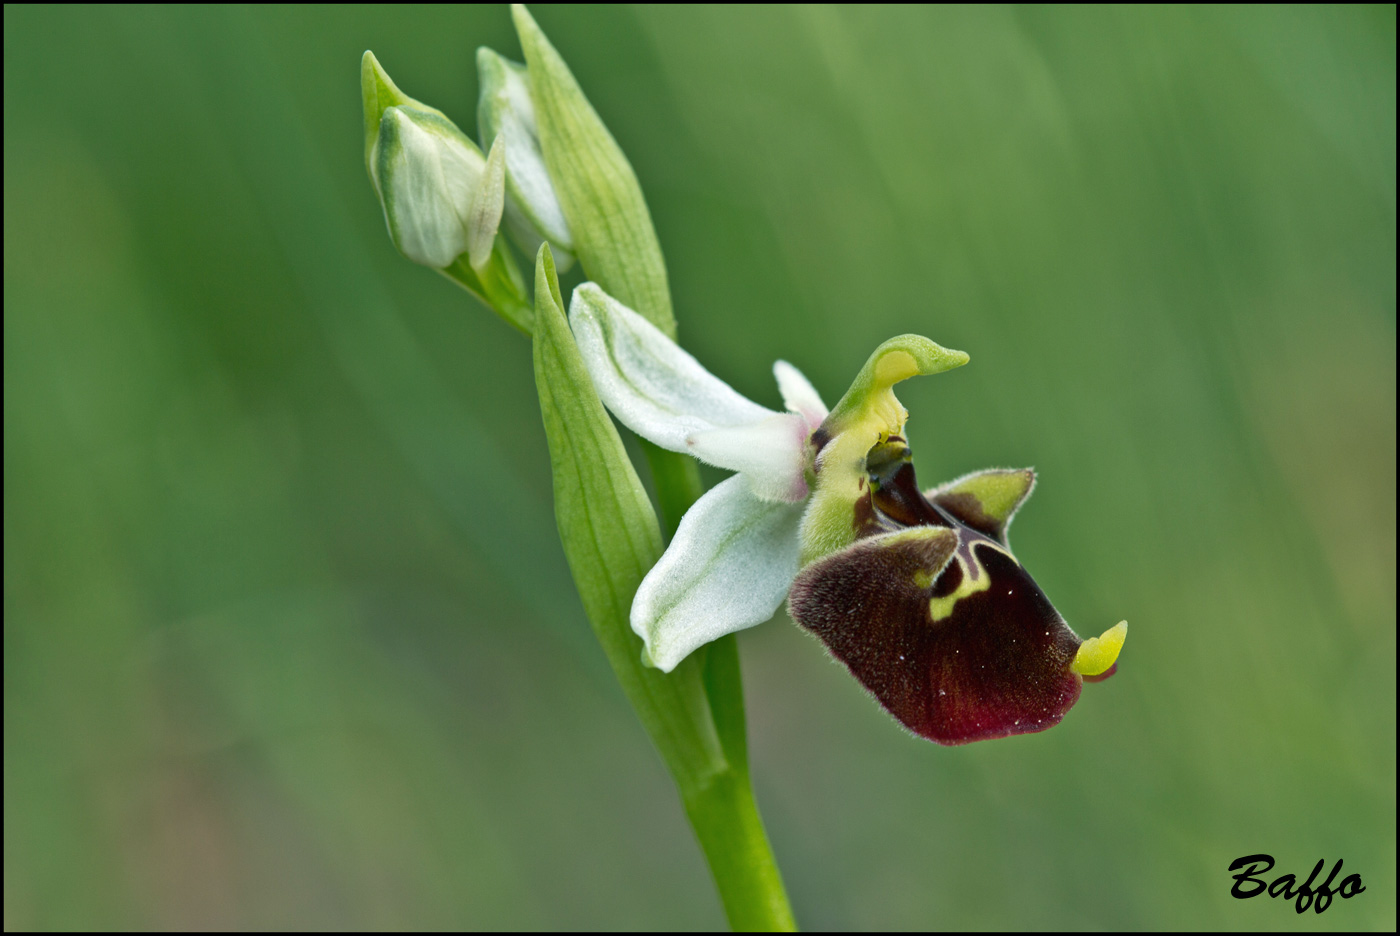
[686,413,809,502]
[773,360,828,425]
[570,284,776,451]
[633,474,805,672]
[476,49,574,254]
[466,134,507,271]
[498,66,573,250]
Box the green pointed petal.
[512,4,674,336]
[825,334,969,435]
[800,335,968,564]
[928,467,1036,546]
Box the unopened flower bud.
[363,51,499,270]
[374,105,487,268]
[477,47,575,270]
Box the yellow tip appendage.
[1071,621,1127,676]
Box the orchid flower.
[573,284,1127,745]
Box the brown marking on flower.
[928,468,1036,545]
[872,462,951,529]
[933,491,999,538]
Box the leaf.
[513,4,676,338]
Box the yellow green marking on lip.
[929,551,993,621]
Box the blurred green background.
[4,4,1394,930]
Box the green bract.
[511,3,675,336]
[532,246,722,778]
[532,248,793,930]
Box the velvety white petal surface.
[378,107,483,268]
[496,59,573,249]
[633,474,805,672]
[773,360,828,425]
[686,413,809,502]
[570,284,776,451]
[477,49,574,253]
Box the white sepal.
[632,474,805,671]
[774,360,828,425]
[570,284,775,450]
[374,106,485,269]
[476,48,575,267]
[687,413,810,502]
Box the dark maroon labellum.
[789,454,1095,744]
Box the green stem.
[683,767,795,931]
[642,443,796,931]
[641,439,703,540]
[442,244,533,335]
